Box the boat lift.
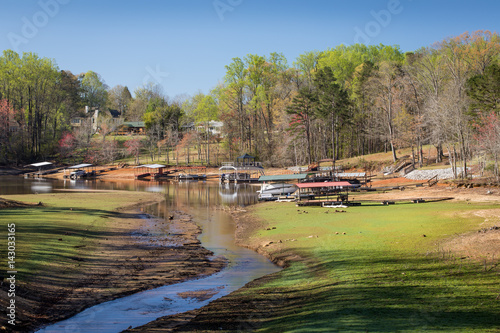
[24,162,54,178]
[295,181,358,206]
[64,163,96,179]
[219,153,264,183]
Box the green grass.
[245,201,500,332]
[0,192,159,284]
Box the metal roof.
[318,166,343,171]
[135,164,166,169]
[29,162,53,167]
[259,174,308,182]
[237,153,255,160]
[147,164,166,169]
[336,172,366,178]
[123,121,145,128]
[67,163,93,169]
[296,181,354,189]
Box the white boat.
[257,183,298,196]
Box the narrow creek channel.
[0,178,280,332]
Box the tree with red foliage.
[176,132,196,165]
[0,99,22,163]
[124,138,144,165]
[0,99,15,138]
[474,112,500,180]
[82,140,118,165]
[58,132,77,161]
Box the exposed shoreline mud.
[124,206,289,333]
[0,202,226,332]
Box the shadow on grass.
[0,206,149,282]
[266,248,499,332]
[0,205,140,220]
[178,248,500,332]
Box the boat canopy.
[29,162,53,167]
[335,172,366,178]
[134,164,166,169]
[67,163,93,169]
[258,174,308,182]
[296,181,354,188]
[237,153,255,160]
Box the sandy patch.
[356,185,500,203]
[441,230,500,262]
[176,286,225,302]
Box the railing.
[402,164,414,176]
[428,175,439,187]
[393,158,411,173]
[221,161,263,168]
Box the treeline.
[0,51,77,163]
[190,30,498,179]
[1,30,499,179]
[0,50,185,165]
[0,50,113,164]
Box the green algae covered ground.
[244,201,500,332]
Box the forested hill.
[1,30,499,179]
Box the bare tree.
[426,86,472,178]
[368,61,404,162]
[97,112,119,142]
[108,85,132,115]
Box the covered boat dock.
[257,173,309,200]
[220,153,264,183]
[64,163,96,179]
[24,162,55,178]
[295,181,358,206]
[134,164,167,180]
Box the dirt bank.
[35,165,223,181]
[0,202,226,332]
[356,183,500,203]
[0,197,41,209]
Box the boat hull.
[257,183,298,196]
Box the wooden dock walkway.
[297,197,454,207]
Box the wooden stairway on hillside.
[428,175,439,187]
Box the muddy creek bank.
[0,178,279,332]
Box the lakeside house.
[71,106,123,133]
[7,118,20,133]
[70,106,99,132]
[182,120,224,137]
[116,121,146,135]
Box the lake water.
[0,177,280,332]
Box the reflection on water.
[31,180,53,193]
[0,177,278,332]
[37,258,279,333]
[0,177,260,207]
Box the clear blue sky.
[1,0,499,98]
